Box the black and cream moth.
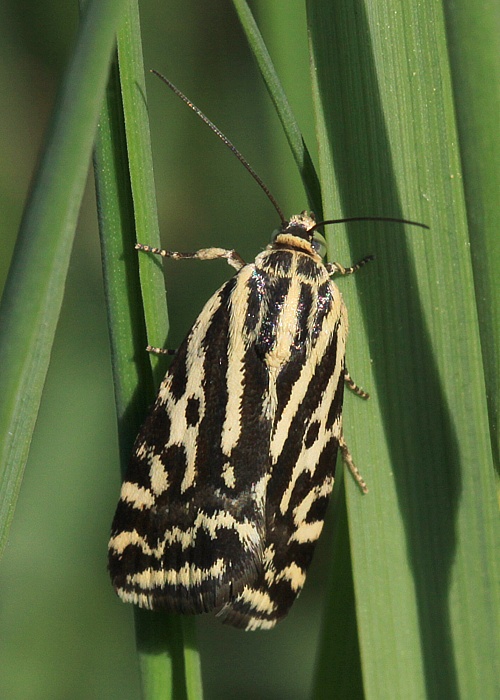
[108,211,370,631]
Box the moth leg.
[326,254,374,276]
[135,243,246,271]
[146,346,176,356]
[344,368,369,400]
[339,434,369,494]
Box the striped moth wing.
[108,212,348,630]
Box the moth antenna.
[312,216,429,230]
[151,69,286,224]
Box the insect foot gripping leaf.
[108,211,371,630]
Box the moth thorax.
[274,232,315,256]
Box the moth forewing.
[108,211,369,630]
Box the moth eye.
[312,232,327,257]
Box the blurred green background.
[0,1,331,698]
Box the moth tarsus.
[146,345,176,356]
[339,435,369,494]
[327,253,375,277]
[344,369,370,400]
[135,242,246,271]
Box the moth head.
[272,211,327,259]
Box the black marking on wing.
[297,254,323,280]
[260,250,293,276]
[255,276,292,359]
[294,282,314,348]
[185,397,201,427]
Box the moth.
[108,72,426,630]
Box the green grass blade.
[231,0,322,217]
[0,0,129,559]
[307,0,499,698]
[443,1,500,470]
[94,41,180,700]
[116,7,171,388]
[182,618,204,700]
[93,54,154,463]
[93,2,202,698]
[313,471,364,699]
